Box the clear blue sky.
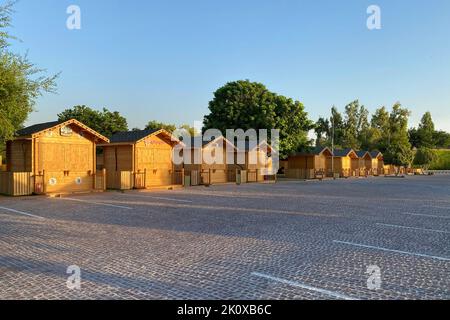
[8,0,450,131]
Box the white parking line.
[400,212,450,219]
[376,223,450,234]
[251,272,357,300]
[0,206,45,219]
[120,193,193,203]
[424,205,450,210]
[60,198,133,210]
[333,240,450,262]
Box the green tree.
[383,103,413,168]
[357,105,371,150]
[342,100,361,149]
[433,130,450,149]
[58,105,128,137]
[416,112,435,148]
[203,80,313,157]
[314,116,330,146]
[370,106,390,152]
[329,106,345,148]
[145,120,177,133]
[408,128,420,149]
[0,1,58,147]
[414,147,437,170]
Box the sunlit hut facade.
[99,129,182,190]
[286,146,333,179]
[356,151,372,176]
[370,151,384,175]
[183,136,238,185]
[328,148,359,178]
[3,119,109,195]
[236,140,275,182]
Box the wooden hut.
[236,140,276,182]
[286,146,333,179]
[356,151,372,176]
[2,119,109,195]
[99,129,182,190]
[183,136,238,185]
[370,151,384,175]
[328,148,359,178]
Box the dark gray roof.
[16,120,62,137]
[292,146,331,156]
[356,150,370,158]
[370,151,383,158]
[333,148,354,157]
[233,140,262,152]
[109,129,159,143]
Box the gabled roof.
[333,148,357,157]
[292,146,332,157]
[235,140,276,153]
[356,150,371,158]
[189,135,237,150]
[16,120,63,137]
[370,151,383,159]
[106,128,181,146]
[109,129,159,143]
[15,119,109,143]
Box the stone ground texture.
[0,175,449,300]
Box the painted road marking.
[251,272,357,300]
[60,198,133,210]
[0,206,45,219]
[120,193,193,203]
[424,205,450,210]
[400,212,450,219]
[376,223,450,234]
[333,240,450,262]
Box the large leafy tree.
[314,116,330,147]
[433,130,450,149]
[370,106,391,153]
[416,112,435,148]
[0,1,58,149]
[342,100,361,150]
[383,103,413,167]
[203,80,313,157]
[145,121,198,136]
[58,105,128,137]
[414,147,437,170]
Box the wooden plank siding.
[5,119,109,195]
[101,130,181,190]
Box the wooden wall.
[7,140,32,172]
[136,134,174,187]
[33,124,97,193]
[103,145,133,189]
[184,144,237,184]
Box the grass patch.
[429,149,450,170]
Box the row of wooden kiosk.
[283,146,387,179]
[0,119,274,196]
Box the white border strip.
[0,206,45,219]
[60,198,133,210]
[334,240,450,262]
[251,272,357,300]
[376,223,450,234]
[400,212,450,219]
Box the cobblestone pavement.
[0,176,449,300]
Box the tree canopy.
[0,1,58,147]
[58,105,128,137]
[145,120,198,136]
[203,80,313,157]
